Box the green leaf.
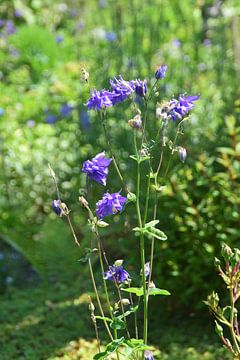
[78,248,97,263]
[122,287,170,297]
[133,220,167,241]
[110,317,126,330]
[93,337,125,360]
[95,316,112,322]
[119,305,139,320]
[149,288,170,296]
[129,155,150,163]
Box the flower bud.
[52,199,63,216]
[127,192,136,203]
[97,220,109,227]
[155,65,167,80]
[221,243,233,262]
[89,301,95,312]
[119,298,130,306]
[128,114,142,130]
[215,320,223,337]
[81,66,89,82]
[114,259,124,267]
[144,350,154,360]
[149,281,156,288]
[79,196,89,208]
[178,146,187,162]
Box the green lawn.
[0,281,231,360]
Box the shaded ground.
[0,280,231,360]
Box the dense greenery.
[0,0,240,358]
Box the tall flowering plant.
[50,65,199,359]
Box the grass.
[0,279,231,360]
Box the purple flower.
[55,35,64,43]
[169,94,199,121]
[0,19,5,27]
[104,265,130,283]
[27,120,35,128]
[96,192,127,219]
[178,147,187,162]
[15,9,23,18]
[45,114,58,124]
[144,350,154,360]
[155,65,168,80]
[110,76,135,104]
[105,31,117,42]
[52,200,63,216]
[80,111,90,129]
[172,38,181,48]
[60,103,73,116]
[82,152,112,186]
[5,21,16,35]
[85,89,113,110]
[135,79,147,97]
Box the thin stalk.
[97,232,131,339]
[99,112,128,193]
[89,295,101,352]
[67,215,80,247]
[133,131,148,346]
[128,281,139,339]
[88,258,113,341]
[229,282,240,355]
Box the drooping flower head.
[86,89,113,110]
[104,265,130,283]
[135,79,147,97]
[96,192,127,219]
[155,65,168,80]
[141,261,150,278]
[144,350,154,360]
[82,152,112,186]
[110,76,135,104]
[178,146,187,162]
[169,94,199,121]
[52,199,63,216]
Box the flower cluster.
[86,76,147,110]
[82,151,112,186]
[169,94,199,121]
[96,192,127,219]
[104,265,130,283]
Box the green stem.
[229,283,240,355]
[88,258,113,341]
[133,131,148,346]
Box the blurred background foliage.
[0,0,240,358]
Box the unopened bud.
[89,302,95,312]
[128,114,142,130]
[119,298,130,306]
[221,243,233,262]
[81,66,89,82]
[127,192,136,203]
[114,259,124,267]
[79,196,88,208]
[97,220,109,227]
[149,281,156,288]
[215,320,223,337]
[178,146,187,162]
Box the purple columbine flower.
[144,350,154,360]
[5,20,16,35]
[109,76,135,104]
[135,79,147,97]
[45,114,58,124]
[155,65,168,80]
[85,89,113,110]
[104,265,130,283]
[55,35,64,43]
[60,103,73,116]
[15,9,23,18]
[169,94,199,121]
[105,31,117,42]
[52,200,63,216]
[96,192,127,219]
[82,152,112,186]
